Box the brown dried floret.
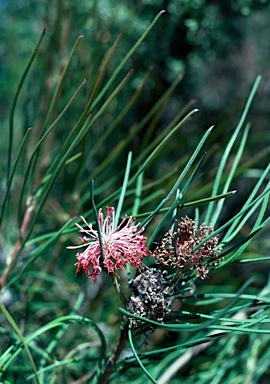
[153,216,222,279]
[127,268,172,324]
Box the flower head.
[67,207,149,282]
[153,216,221,279]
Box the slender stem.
[100,323,129,384]
[0,198,35,290]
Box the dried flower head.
[67,207,149,282]
[153,216,221,279]
[127,268,172,324]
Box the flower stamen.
[67,206,150,282]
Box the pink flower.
[67,207,149,282]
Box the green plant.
[0,8,269,384]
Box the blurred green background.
[1,0,270,132]
[1,1,270,120]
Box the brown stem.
[0,203,34,291]
[99,324,129,384]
